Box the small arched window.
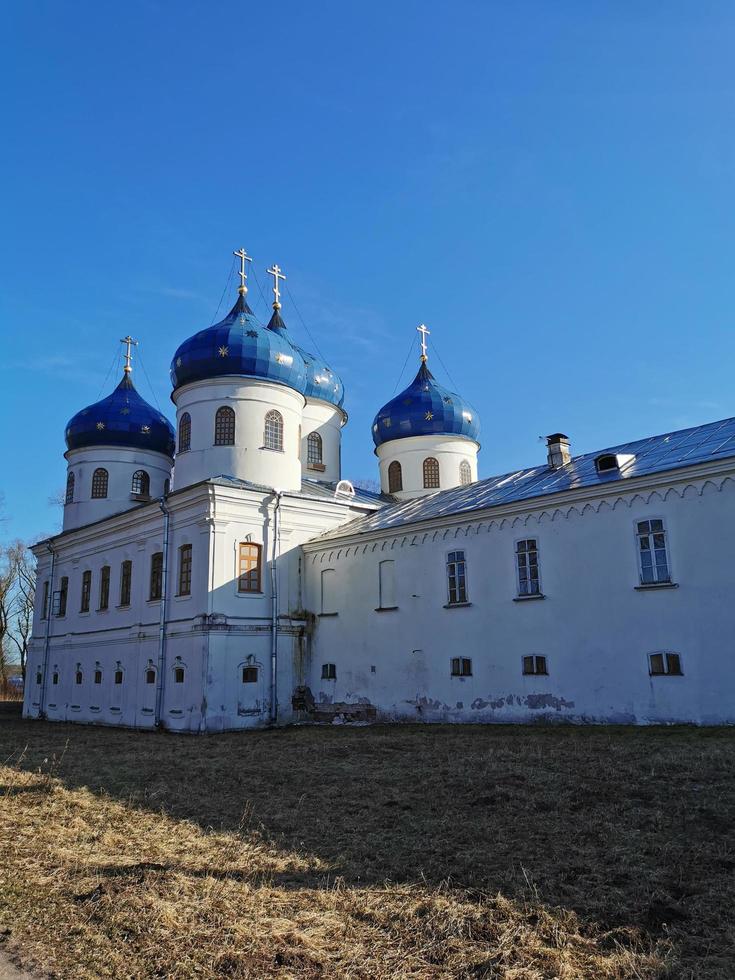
[423,457,440,489]
[65,471,75,504]
[174,665,185,683]
[163,478,170,495]
[264,410,284,451]
[214,406,235,446]
[178,412,191,453]
[114,668,123,685]
[459,460,472,486]
[131,470,150,495]
[388,460,403,493]
[307,431,323,466]
[75,667,83,685]
[91,468,108,499]
[145,667,156,685]
[94,667,102,685]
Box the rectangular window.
[99,565,110,610]
[41,581,49,620]
[378,559,396,609]
[80,570,92,612]
[637,519,670,585]
[57,576,68,617]
[321,663,337,680]
[242,666,258,683]
[178,545,192,596]
[450,657,472,677]
[649,652,682,676]
[238,543,262,593]
[94,669,102,684]
[516,539,540,596]
[321,568,337,614]
[119,560,132,607]
[149,552,163,600]
[522,655,548,675]
[446,551,468,605]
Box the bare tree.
[0,545,14,686]
[7,541,35,680]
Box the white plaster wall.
[377,435,479,499]
[63,447,173,531]
[301,399,345,483]
[303,472,735,725]
[172,378,305,492]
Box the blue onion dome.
[66,372,175,457]
[372,360,480,448]
[170,292,307,395]
[266,308,344,408]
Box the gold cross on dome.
[120,335,138,374]
[417,323,430,362]
[266,264,286,309]
[233,248,252,294]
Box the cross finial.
[266,263,287,310]
[233,248,252,295]
[417,323,430,362]
[120,335,138,374]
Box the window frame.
[131,469,150,496]
[459,460,472,486]
[57,576,69,617]
[149,552,163,601]
[635,517,672,586]
[178,411,191,453]
[306,430,323,467]
[450,657,472,677]
[98,565,110,611]
[65,470,75,504]
[119,560,132,607]
[178,544,192,597]
[321,663,337,680]
[91,467,109,499]
[423,456,440,489]
[446,550,468,606]
[522,655,548,676]
[80,569,92,613]
[515,538,541,597]
[388,460,403,493]
[264,409,284,452]
[214,405,236,446]
[649,652,683,676]
[237,542,262,594]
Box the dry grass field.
[0,707,733,979]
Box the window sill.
[649,673,683,678]
[523,672,549,677]
[96,608,109,614]
[513,593,546,602]
[635,582,679,591]
[260,446,285,453]
[175,593,191,600]
[236,591,264,598]
[308,462,326,472]
[443,602,472,609]
[318,612,338,618]
[79,610,91,617]
[116,605,131,610]
[375,606,399,612]
[147,597,162,604]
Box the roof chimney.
[546,433,571,470]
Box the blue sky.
[2,1,735,542]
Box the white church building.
[24,250,735,730]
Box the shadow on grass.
[2,714,734,976]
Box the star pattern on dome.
[443,396,453,405]
[120,407,130,415]
[141,425,151,434]
[218,346,229,358]
[383,418,392,427]
[246,329,258,338]
[425,411,434,421]
[275,353,284,364]
[96,421,105,430]
[176,357,182,367]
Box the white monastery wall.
[302,470,735,726]
[301,399,344,483]
[377,434,479,498]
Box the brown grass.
[0,711,733,978]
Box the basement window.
[649,652,682,676]
[450,657,472,677]
[523,655,548,676]
[321,663,337,680]
[242,666,258,683]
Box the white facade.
[302,464,735,725]
[172,378,306,492]
[301,399,346,484]
[377,434,479,499]
[63,446,173,532]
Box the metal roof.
[209,475,385,508]
[312,415,735,542]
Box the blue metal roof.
[315,415,735,541]
[65,373,175,457]
[372,361,480,448]
[267,307,344,408]
[170,294,308,395]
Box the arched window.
[264,410,284,451]
[214,406,235,446]
[307,431,323,466]
[163,478,170,495]
[145,667,156,685]
[423,457,440,489]
[65,471,75,504]
[388,460,403,493]
[131,470,150,495]
[91,468,108,499]
[174,665,185,683]
[178,412,191,453]
[114,667,124,685]
[94,667,102,685]
[75,666,83,685]
[459,460,472,486]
